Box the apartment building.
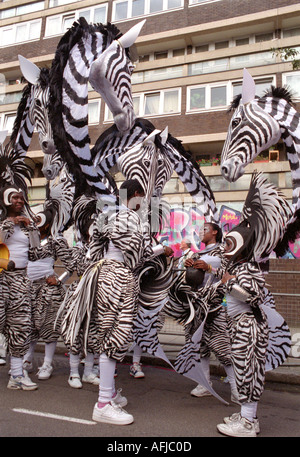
[1,0,300,327]
[1,0,300,217]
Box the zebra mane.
[227,94,242,112]
[228,85,296,113]
[48,17,122,196]
[37,67,50,90]
[263,85,296,106]
[241,172,292,260]
[6,84,32,151]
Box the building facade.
[1,0,300,207]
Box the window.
[112,0,183,21]
[282,27,300,39]
[235,37,249,46]
[0,91,22,106]
[45,4,108,37]
[0,19,41,47]
[189,0,221,4]
[187,84,228,112]
[283,71,300,100]
[0,2,44,19]
[1,113,17,132]
[88,99,101,124]
[232,76,275,98]
[105,88,181,120]
[49,0,75,6]
[255,32,273,43]
[132,65,183,84]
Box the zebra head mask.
[117,127,173,207]
[89,20,145,133]
[224,172,292,263]
[18,55,56,155]
[221,69,281,182]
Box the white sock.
[132,344,143,364]
[200,357,211,383]
[23,341,37,363]
[10,356,23,377]
[224,364,239,397]
[98,353,116,405]
[241,401,258,422]
[83,352,94,377]
[69,353,80,377]
[44,342,56,366]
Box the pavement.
[34,326,300,393]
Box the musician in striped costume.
[61,179,173,425]
[0,185,41,390]
[185,222,239,404]
[216,172,292,437]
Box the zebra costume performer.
[216,172,292,437]
[184,223,239,404]
[23,175,75,380]
[221,68,300,251]
[0,129,44,390]
[0,185,41,391]
[56,193,101,389]
[60,179,173,425]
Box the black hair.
[119,179,144,201]
[206,222,223,243]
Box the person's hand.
[8,216,31,226]
[193,260,209,271]
[46,275,58,285]
[184,258,194,267]
[164,246,174,257]
[221,271,235,284]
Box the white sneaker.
[223,412,260,434]
[68,375,82,389]
[37,364,53,380]
[130,363,145,379]
[7,374,38,391]
[0,357,6,366]
[217,415,257,437]
[23,360,33,373]
[190,383,212,397]
[92,401,134,425]
[82,372,100,385]
[112,388,128,407]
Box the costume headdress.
[33,171,75,237]
[224,172,292,263]
[0,130,33,219]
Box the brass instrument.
[0,243,15,272]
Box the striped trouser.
[0,269,33,358]
[230,312,269,403]
[200,306,232,366]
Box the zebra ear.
[118,20,146,48]
[160,127,168,145]
[242,68,256,104]
[18,55,40,85]
[143,129,161,145]
[0,130,8,145]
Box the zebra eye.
[35,99,42,107]
[231,118,241,128]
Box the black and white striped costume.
[58,241,91,355]
[190,243,232,367]
[219,260,268,403]
[28,236,73,344]
[0,218,40,358]
[61,207,164,362]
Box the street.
[0,352,300,443]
